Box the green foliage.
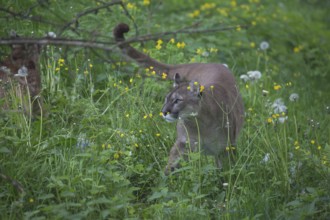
[1,0,329,219]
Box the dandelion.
[260,41,269,50]
[47,32,57,38]
[272,98,287,114]
[14,66,28,77]
[262,90,269,96]
[161,72,167,79]
[311,140,315,145]
[189,10,200,18]
[156,133,161,137]
[143,0,150,6]
[240,74,249,82]
[278,116,288,123]
[176,42,186,49]
[247,70,262,81]
[289,93,299,102]
[267,117,273,123]
[262,153,270,163]
[273,84,282,91]
[114,152,120,159]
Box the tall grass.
[1,0,329,219]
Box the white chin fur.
[163,115,177,123]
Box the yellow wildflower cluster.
[143,113,153,119]
[294,141,300,150]
[145,66,156,76]
[126,3,136,10]
[161,72,167,79]
[156,39,163,50]
[102,144,111,149]
[200,3,216,10]
[189,10,200,18]
[226,146,236,151]
[176,42,186,49]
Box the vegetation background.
[1,0,329,219]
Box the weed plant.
[1,0,329,219]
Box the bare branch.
[0,24,248,52]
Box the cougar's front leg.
[164,140,186,175]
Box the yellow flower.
[187,86,191,90]
[89,64,93,68]
[200,85,205,92]
[189,10,200,18]
[29,198,34,203]
[127,3,136,9]
[295,145,300,150]
[317,145,321,150]
[156,133,161,137]
[169,38,175,44]
[159,112,163,116]
[245,84,249,89]
[196,48,203,55]
[194,81,199,86]
[267,118,273,123]
[143,115,148,119]
[226,146,230,151]
[210,85,214,90]
[157,39,163,45]
[311,140,315,145]
[162,72,167,79]
[250,42,256,48]
[102,144,105,149]
[176,42,186,49]
[143,0,150,6]
[274,84,282,90]
[156,44,162,50]
[114,152,120,159]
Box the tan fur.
[0,35,42,115]
[113,23,244,174]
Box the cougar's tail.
[113,23,170,74]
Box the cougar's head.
[161,73,202,122]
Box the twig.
[58,0,123,36]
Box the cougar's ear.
[189,80,203,97]
[173,73,181,87]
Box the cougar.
[113,23,244,174]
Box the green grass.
[1,0,330,219]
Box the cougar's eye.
[173,98,182,104]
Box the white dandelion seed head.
[0,66,11,75]
[272,98,287,114]
[278,116,288,123]
[14,66,28,77]
[289,93,299,102]
[262,153,270,163]
[247,70,262,81]
[202,51,210,57]
[260,41,270,50]
[240,74,249,82]
[262,90,269,96]
[47,31,57,38]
